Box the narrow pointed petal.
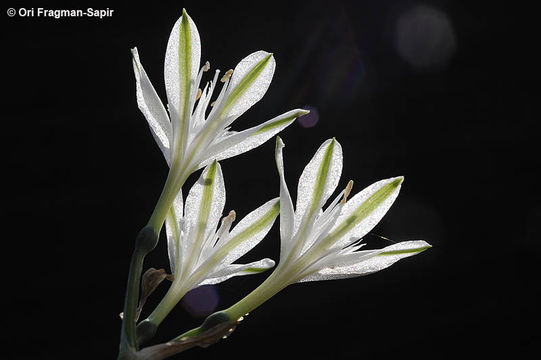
[165,189,183,275]
[275,137,296,260]
[295,138,343,233]
[298,240,431,282]
[323,176,404,250]
[200,258,276,285]
[183,161,226,270]
[197,109,308,169]
[132,47,172,164]
[164,9,201,160]
[216,198,280,265]
[220,51,276,121]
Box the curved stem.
[147,163,189,233]
[119,227,159,358]
[223,271,286,321]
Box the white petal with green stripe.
[298,240,431,282]
[197,109,308,169]
[132,47,171,164]
[217,198,280,265]
[182,161,225,274]
[221,51,276,121]
[326,176,403,250]
[295,138,342,234]
[164,9,201,160]
[201,258,276,286]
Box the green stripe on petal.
[200,258,276,285]
[220,53,273,117]
[182,161,218,276]
[254,111,302,135]
[220,200,280,257]
[175,9,193,160]
[187,199,279,286]
[323,177,404,247]
[378,245,431,256]
[195,161,217,241]
[197,109,308,169]
[308,138,335,215]
[286,138,342,264]
[214,199,280,267]
[294,138,342,233]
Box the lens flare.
[395,5,456,71]
[180,285,220,317]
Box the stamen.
[196,88,202,101]
[227,210,236,222]
[210,101,216,107]
[215,210,236,241]
[341,180,354,204]
[220,69,234,83]
[203,61,211,72]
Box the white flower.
[131,9,308,230]
[145,160,280,327]
[271,137,430,284]
[224,137,430,318]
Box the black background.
[5,0,539,358]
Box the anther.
[227,210,236,222]
[210,101,216,107]
[341,180,354,204]
[196,88,202,101]
[221,69,234,83]
[203,61,210,72]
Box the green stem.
[147,165,188,233]
[223,271,286,320]
[148,285,189,327]
[119,227,159,358]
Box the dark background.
[4,0,539,358]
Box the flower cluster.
[120,8,431,359]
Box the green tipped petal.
[322,176,404,250]
[299,240,431,282]
[201,258,276,285]
[295,138,343,232]
[181,161,225,276]
[220,51,275,120]
[164,10,201,162]
[198,109,307,169]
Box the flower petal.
[298,240,431,282]
[164,9,201,159]
[323,176,404,250]
[295,138,343,233]
[275,137,296,261]
[220,51,276,121]
[200,258,276,285]
[165,189,183,275]
[132,47,172,164]
[216,198,280,265]
[197,109,308,169]
[182,161,225,273]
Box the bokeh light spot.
[180,285,219,318]
[298,105,320,128]
[395,5,456,71]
